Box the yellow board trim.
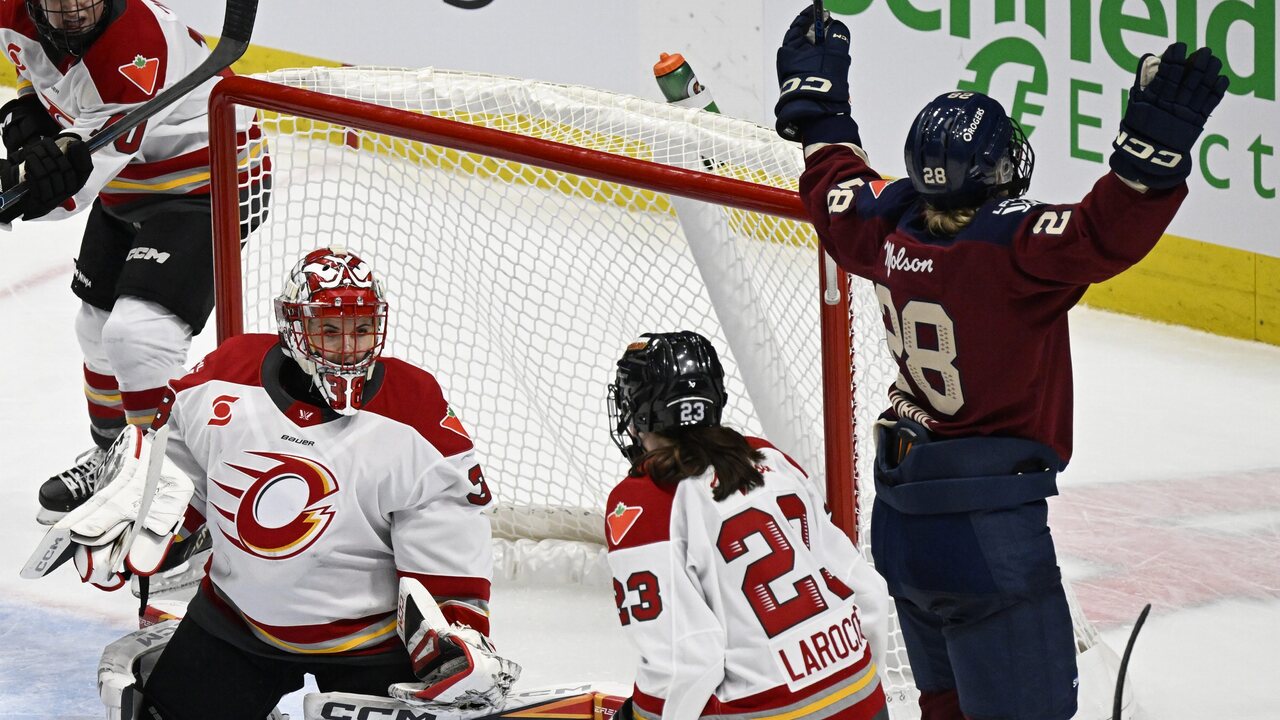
[1081,233,1279,345]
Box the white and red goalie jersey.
[605,438,891,720]
[0,0,265,220]
[155,334,493,656]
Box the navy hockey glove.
[0,95,61,156]
[774,6,860,146]
[0,133,92,223]
[1110,42,1229,190]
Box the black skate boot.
[36,447,107,525]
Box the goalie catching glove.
[389,577,522,713]
[57,425,192,589]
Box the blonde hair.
[923,205,977,236]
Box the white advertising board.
[161,0,1276,257]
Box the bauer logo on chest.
[210,451,339,560]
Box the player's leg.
[107,209,216,426]
[945,582,1077,720]
[871,497,965,720]
[309,649,416,696]
[37,202,133,523]
[141,617,303,720]
[943,502,1077,720]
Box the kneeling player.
[604,332,890,720]
[44,247,517,719]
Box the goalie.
[37,246,518,719]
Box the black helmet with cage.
[608,331,727,462]
[26,0,117,57]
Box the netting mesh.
[218,66,1100,718]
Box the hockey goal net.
[208,66,1108,718]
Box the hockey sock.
[84,365,126,450]
[120,386,168,429]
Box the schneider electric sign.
[816,0,1274,254]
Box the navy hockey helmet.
[904,91,1035,210]
[608,331,727,462]
[26,0,115,57]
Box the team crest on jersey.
[606,502,643,545]
[212,452,339,560]
[208,394,239,427]
[867,179,892,198]
[118,55,160,96]
[440,405,471,439]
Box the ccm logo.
[780,76,833,95]
[126,247,171,264]
[1114,131,1182,167]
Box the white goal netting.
[213,66,1108,718]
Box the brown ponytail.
[632,425,765,501]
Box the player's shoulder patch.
[366,358,475,458]
[82,0,170,103]
[605,475,676,551]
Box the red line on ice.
[1052,468,1280,626]
[0,261,73,301]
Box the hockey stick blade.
[113,425,170,574]
[20,525,75,579]
[1112,603,1152,720]
[0,0,259,214]
[304,684,625,720]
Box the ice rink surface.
[1,209,1277,719]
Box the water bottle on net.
[653,52,720,114]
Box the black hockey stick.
[1112,603,1152,719]
[0,0,259,215]
[812,0,826,42]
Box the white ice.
[1,207,1278,719]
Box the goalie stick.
[303,685,628,720]
[1112,603,1152,720]
[0,0,260,215]
[114,424,170,574]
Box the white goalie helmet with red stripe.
[275,246,388,415]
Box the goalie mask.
[27,0,114,57]
[276,247,388,416]
[904,91,1035,210]
[608,331,727,462]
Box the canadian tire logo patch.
[119,55,160,96]
[440,405,471,439]
[606,502,643,545]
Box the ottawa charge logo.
[211,451,338,560]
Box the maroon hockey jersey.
[800,145,1187,463]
